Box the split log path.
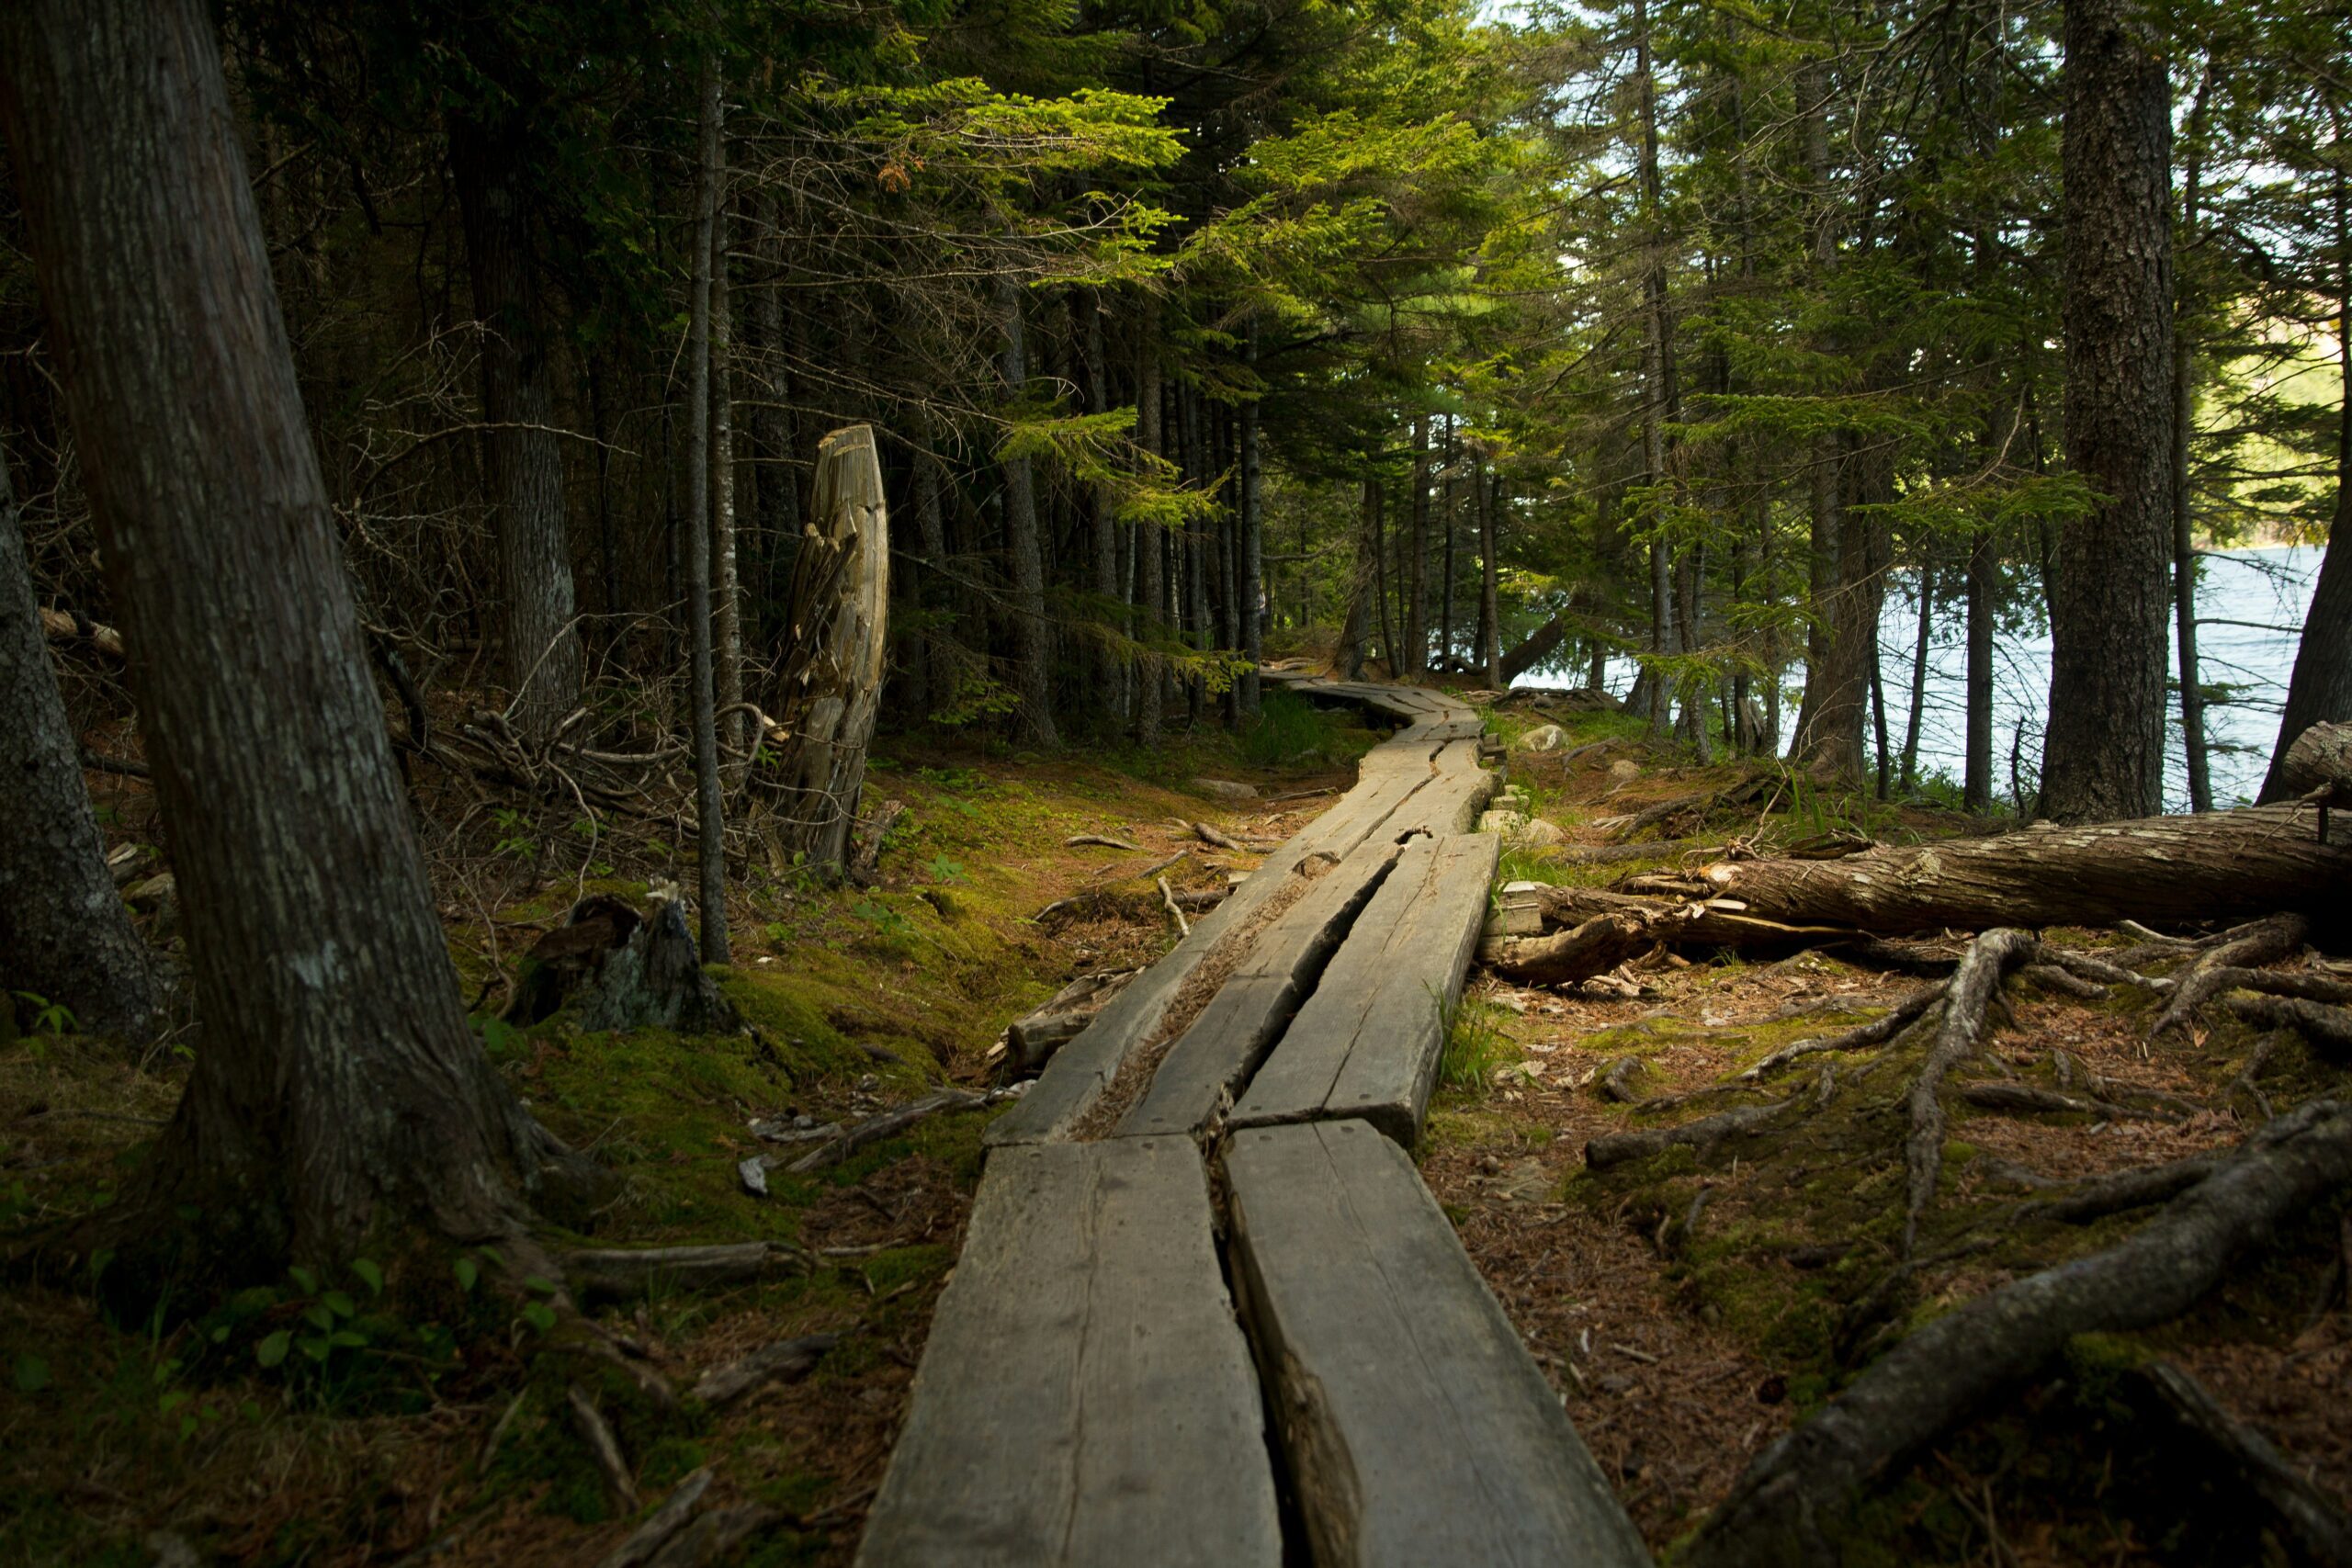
[857,675,1650,1567]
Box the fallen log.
[567,1241,811,1303]
[1679,806,2352,935]
[1682,1100,2352,1568]
[1488,887,1856,987]
[2278,721,2352,800]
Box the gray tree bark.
[0,451,161,1038]
[1134,313,1165,745]
[2259,142,2352,804]
[449,110,582,745]
[1238,327,1263,721]
[0,0,585,1284]
[2043,0,2177,820]
[685,55,730,963]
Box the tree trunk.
[1405,412,1429,676]
[996,269,1057,746]
[1900,561,1933,790]
[770,427,890,872]
[1791,456,1881,783]
[2044,0,2177,821]
[1636,0,1674,739]
[1373,481,1396,671]
[1688,806,2352,934]
[1964,528,1996,811]
[1085,294,1124,724]
[448,110,582,745]
[2259,143,2352,804]
[748,191,797,634]
[0,0,585,1284]
[0,450,161,1037]
[684,54,730,964]
[710,182,743,769]
[1480,472,1503,687]
[911,441,952,715]
[1238,329,1262,721]
[1134,316,1164,746]
[1340,477,1376,680]
[2173,65,2215,812]
[1502,615,1568,684]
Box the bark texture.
[0,0,581,1280]
[2043,0,2176,820]
[449,110,582,745]
[1690,807,2352,934]
[0,452,161,1036]
[684,56,729,964]
[997,270,1057,745]
[769,425,889,873]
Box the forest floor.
[4,684,2347,1566]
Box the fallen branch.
[567,1382,638,1511]
[786,1087,1015,1174]
[1065,834,1140,851]
[1599,1056,1649,1104]
[1005,969,1141,1075]
[691,1332,841,1406]
[1683,1100,2352,1568]
[567,1241,811,1303]
[595,1467,711,1568]
[1157,875,1190,938]
[1903,929,2037,1254]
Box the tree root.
[1740,984,1946,1083]
[2025,1153,2218,1225]
[1586,1093,1805,1170]
[785,1086,1018,1175]
[2127,1361,2352,1566]
[1903,929,2038,1254]
[2229,994,2352,1060]
[1958,1082,2154,1122]
[2150,912,2310,1038]
[1684,1100,2352,1568]
[568,1382,639,1511]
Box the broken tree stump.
[764,423,889,874]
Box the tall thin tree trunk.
[996,269,1057,746]
[1341,476,1376,679]
[1965,528,1996,810]
[1239,327,1263,720]
[1637,0,1675,738]
[1086,294,1124,726]
[449,110,581,745]
[1405,412,1429,677]
[1440,417,1457,668]
[685,55,730,961]
[0,450,161,1038]
[2043,0,2177,821]
[2172,64,2215,811]
[749,191,797,637]
[1479,471,1502,687]
[1372,481,1395,671]
[0,0,584,1283]
[711,182,743,769]
[1133,311,1164,746]
[2261,120,2352,802]
[1901,560,1934,790]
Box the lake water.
[1557,544,2323,811]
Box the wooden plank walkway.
[862,675,1649,1567]
[1231,830,1498,1144]
[856,1136,1281,1567]
[1225,1119,1652,1567]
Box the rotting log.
[1681,1100,2352,1568]
[763,424,888,874]
[1661,807,2352,935]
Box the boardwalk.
[857,676,1650,1567]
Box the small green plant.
[1435,990,1513,1093]
[852,897,916,944]
[926,853,967,883]
[11,991,76,1036]
[491,807,537,860]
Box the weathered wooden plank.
[1223,1121,1651,1568]
[1118,836,1406,1137]
[859,1138,1281,1567]
[1232,833,1498,1143]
